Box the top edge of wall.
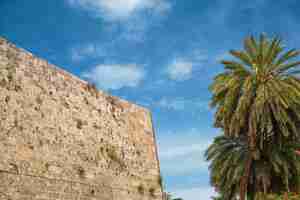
[0,36,150,113]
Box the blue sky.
[1,0,300,199]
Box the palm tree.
[209,34,300,200]
[205,136,247,200]
[205,135,300,200]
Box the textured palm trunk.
[284,192,288,200]
[248,162,256,200]
[240,156,253,200]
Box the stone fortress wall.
[0,37,163,200]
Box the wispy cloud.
[157,97,185,111]
[164,49,209,82]
[166,58,194,81]
[67,0,172,59]
[136,97,210,115]
[161,152,208,176]
[67,0,171,21]
[156,97,209,112]
[159,142,210,160]
[172,186,216,200]
[70,43,103,62]
[207,0,268,26]
[82,64,145,90]
[157,129,216,176]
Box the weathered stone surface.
[0,37,163,200]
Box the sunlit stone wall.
[0,37,162,200]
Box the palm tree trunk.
[248,162,256,200]
[284,192,288,200]
[240,155,253,200]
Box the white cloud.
[82,64,145,90]
[67,0,171,49]
[157,129,216,175]
[160,153,209,176]
[159,142,211,160]
[156,97,209,112]
[157,97,186,111]
[167,59,194,81]
[172,187,217,200]
[160,150,209,176]
[157,129,219,200]
[71,43,102,62]
[192,50,209,62]
[67,0,171,20]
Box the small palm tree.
[205,136,247,200]
[205,135,300,200]
[210,34,300,200]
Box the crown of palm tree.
[210,34,300,149]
